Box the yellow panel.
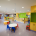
[30,22,33,30]
[31,5,36,12]
[25,18,28,21]
[16,13,19,17]
[26,12,31,15]
[35,24,36,31]
[33,23,36,31]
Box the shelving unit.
[4,14,12,20]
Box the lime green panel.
[19,13,28,18]
[6,17,12,18]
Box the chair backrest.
[17,23,18,26]
[7,22,10,24]
[7,25,9,28]
[12,27,15,29]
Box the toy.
[26,24,30,31]
[27,24,29,26]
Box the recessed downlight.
[8,0,10,1]
[0,6,1,7]
[20,11,21,12]
[12,9,14,10]
[27,10,29,11]
[22,7,24,8]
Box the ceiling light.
[27,10,29,11]
[8,0,10,1]
[20,11,21,12]
[0,6,1,7]
[22,7,24,8]
[12,9,14,10]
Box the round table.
[9,23,17,27]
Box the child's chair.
[16,23,19,29]
[9,21,11,24]
[7,22,10,25]
[26,24,30,31]
[11,27,15,33]
[6,25,10,30]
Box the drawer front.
[33,23,36,31]
[30,22,36,31]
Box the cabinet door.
[30,23,33,30]
[33,23,36,31]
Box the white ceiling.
[0,0,36,13]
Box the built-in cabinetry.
[30,13,36,31]
[30,22,36,31]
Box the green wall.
[31,13,36,22]
[19,13,28,18]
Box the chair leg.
[9,28,10,30]
[11,29,12,32]
[6,27,9,30]
[6,28,8,30]
[14,29,15,33]
[16,27,17,29]
[18,26,19,28]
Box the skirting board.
[30,30,36,33]
[14,20,24,23]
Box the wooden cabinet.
[30,22,33,30]
[25,18,28,21]
[31,5,36,12]
[30,22,36,31]
[33,23,36,31]
[30,13,36,31]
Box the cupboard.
[30,13,36,31]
